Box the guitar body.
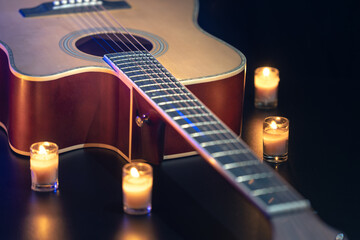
[0,0,246,160]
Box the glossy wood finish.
[0,47,131,157]
[0,0,245,158]
[0,45,244,158]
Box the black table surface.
[0,0,358,239]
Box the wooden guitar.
[0,0,345,239]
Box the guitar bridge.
[19,0,131,18]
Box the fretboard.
[103,51,310,216]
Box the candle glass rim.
[263,116,289,129]
[255,66,279,76]
[123,162,152,176]
[30,141,59,156]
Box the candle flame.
[270,121,278,129]
[263,67,270,77]
[39,145,47,154]
[130,167,140,178]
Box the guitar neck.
[103,51,310,217]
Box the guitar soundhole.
[75,33,153,57]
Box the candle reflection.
[115,215,158,240]
[22,192,68,240]
[33,214,51,239]
[241,109,271,161]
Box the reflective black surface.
[1,0,358,239]
[207,0,358,238]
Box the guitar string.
[70,4,297,205]
[64,6,115,54]
[82,4,127,53]
[93,4,253,155]
[82,4,297,205]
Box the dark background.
[198,0,359,238]
[0,0,359,239]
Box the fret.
[151,92,192,100]
[172,112,211,121]
[251,186,288,197]
[114,61,156,70]
[124,66,159,74]
[110,53,145,60]
[266,199,310,215]
[140,83,184,92]
[112,57,136,63]
[211,149,250,158]
[119,65,142,71]
[144,88,172,94]
[158,99,196,106]
[138,82,180,89]
[180,120,219,129]
[223,160,260,170]
[113,58,151,64]
[165,105,209,117]
[200,138,239,148]
[153,98,200,111]
[164,105,205,113]
[190,129,228,138]
[236,172,273,182]
[133,78,167,83]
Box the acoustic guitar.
[0,0,346,239]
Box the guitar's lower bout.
[0,47,245,160]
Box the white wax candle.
[30,143,59,184]
[123,174,152,209]
[263,117,289,156]
[122,163,153,213]
[254,67,280,107]
[263,128,288,156]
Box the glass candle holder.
[263,116,289,163]
[122,162,153,215]
[254,67,280,109]
[30,142,59,192]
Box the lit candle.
[263,116,289,163]
[122,162,153,215]
[254,67,280,109]
[30,142,59,192]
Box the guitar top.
[0,0,245,84]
